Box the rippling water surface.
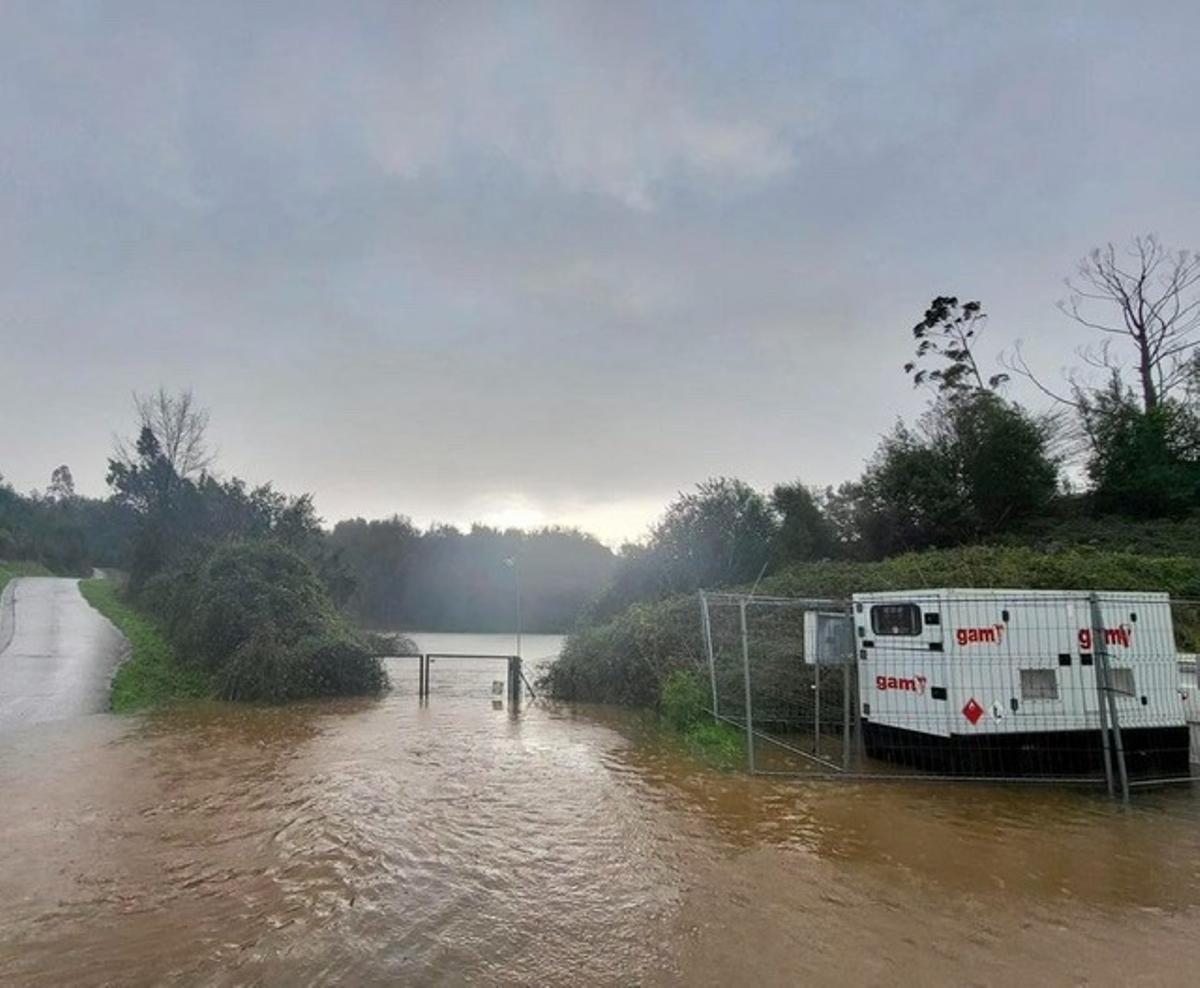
[2,635,1200,985]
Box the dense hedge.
[541,544,1200,707]
[136,541,389,702]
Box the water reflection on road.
[1,685,1199,985]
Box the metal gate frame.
[700,589,856,776]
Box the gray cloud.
[2,1,1199,542]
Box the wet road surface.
[0,577,126,731]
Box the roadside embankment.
[79,578,209,712]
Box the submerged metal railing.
[391,652,526,707]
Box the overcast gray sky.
[2,1,1198,544]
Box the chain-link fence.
[701,589,1200,798]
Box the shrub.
[538,597,699,706]
[300,631,390,697]
[173,541,334,670]
[136,540,388,703]
[683,720,745,769]
[660,669,708,730]
[213,625,303,702]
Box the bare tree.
[114,387,214,478]
[1057,235,1200,411]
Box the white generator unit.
[853,589,1191,775]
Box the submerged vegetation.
[659,669,744,769]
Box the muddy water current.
[2,634,1200,985]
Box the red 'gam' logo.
[1078,626,1132,649]
[955,624,1004,646]
[875,674,927,695]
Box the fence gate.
[701,591,856,775]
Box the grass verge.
[659,668,746,769]
[79,578,210,712]
[681,719,746,770]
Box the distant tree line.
[0,465,132,575]
[327,518,614,632]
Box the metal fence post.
[701,591,719,723]
[842,655,852,770]
[1092,638,1115,798]
[506,656,520,708]
[1090,592,1129,803]
[813,658,821,755]
[1101,650,1130,805]
[1090,594,1129,803]
[739,599,755,773]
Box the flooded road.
[2,642,1200,985]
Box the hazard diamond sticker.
[962,698,984,725]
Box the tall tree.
[1077,373,1200,517]
[651,477,777,591]
[904,296,1009,399]
[846,394,1059,558]
[770,480,836,563]
[106,426,183,582]
[115,388,214,479]
[47,464,75,502]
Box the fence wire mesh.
[701,589,1200,795]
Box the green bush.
[302,631,389,696]
[538,597,696,706]
[133,540,388,704]
[660,669,708,730]
[171,541,336,671]
[1003,511,1200,558]
[212,625,300,702]
[683,720,745,769]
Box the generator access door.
[990,596,1084,733]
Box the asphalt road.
[0,577,126,731]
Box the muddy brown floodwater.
[2,655,1200,986]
